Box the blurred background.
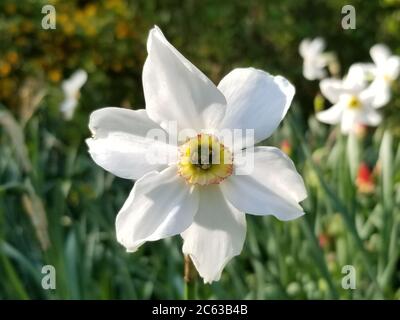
[0,0,400,299]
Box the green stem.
[183,255,196,299]
[301,218,339,299]
[288,116,384,296]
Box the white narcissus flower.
[316,69,382,134]
[60,69,88,120]
[86,26,307,283]
[362,44,399,108]
[299,37,328,80]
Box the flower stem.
[183,254,196,299]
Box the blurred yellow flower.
[0,62,11,77]
[48,69,62,83]
[58,13,75,35]
[6,51,19,65]
[105,0,125,13]
[116,21,130,39]
[65,24,76,35]
[58,13,68,25]
[75,10,85,24]
[84,4,97,17]
[5,3,16,14]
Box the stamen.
[348,96,361,109]
[177,134,233,186]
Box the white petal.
[116,165,199,252]
[60,98,77,120]
[348,63,376,80]
[341,106,381,134]
[299,37,325,58]
[346,63,375,90]
[309,37,326,54]
[220,147,306,220]
[142,26,226,131]
[370,44,391,67]
[365,78,391,108]
[385,56,400,80]
[181,185,246,284]
[316,103,344,125]
[87,107,177,180]
[357,107,382,126]
[340,109,358,134]
[319,78,344,103]
[358,87,375,106]
[303,60,326,80]
[218,68,295,148]
[299,39,311,58]
[62,69,88,96]
[343,69,367,93]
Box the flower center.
[177,134,233,186]
[384,74,393,83]
[348,95,361,109]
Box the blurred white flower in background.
[316,68,382,134]
[299,37,328,80]
[60,69,88,120]
[316,43,399,134]
[351,44,400,108]
[86,26,307,283]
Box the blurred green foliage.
[1,0,400,117]
[0,0,400,299]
